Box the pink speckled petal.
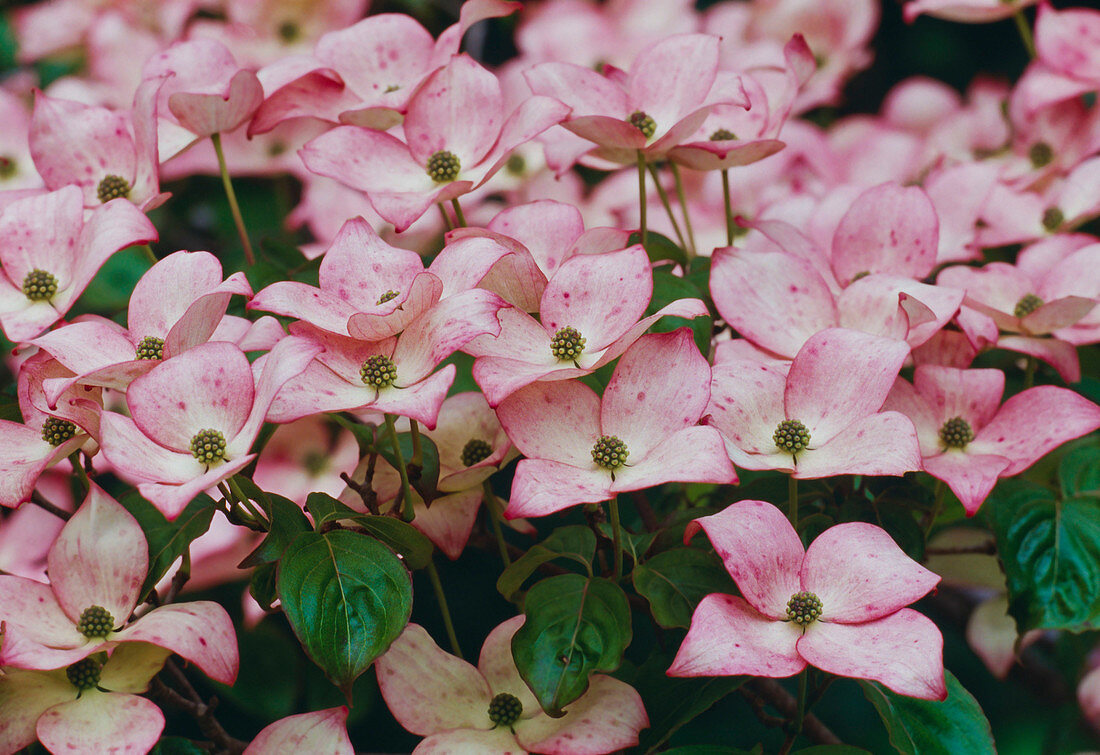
[137,453,255,520]
[923,452,1010,516]
[414,727,521,754]
[505,459,611,519]
[612,425,737,492]
[706,360,789,456]
[797,609,946,700]
[392,290,506,383]
[404,55,502,168]
[668,594,805,678]
[683,500,803,618]
[113,602,238,684]
[496,380,600,466]
[0,185,83,289]
[248,281,360,336]
[0,421,68,508]
[518,673,648,755]
[37,689,165,755]
[168,69,263,137]
[316,13,433,98]
[48,484,147,627]
[831,182,939,283]
[409,488,482,560]
[996,335,1081,383]
[477,616,538,714]
[98,642,172,692]
[1021,296,1097,335]
[376,623,493,736]
[802,522,939,623]
[300,126,433,195]
[99,412,199,486]
[0,667,73,754]
[792,412,922,480]
[628,34,720,133]
[0,576,86,666]
[524,62,630,121]
[244,707,354,755]
[912,365,1005,433]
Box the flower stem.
[670,163,697,258]
[636,149,648,246]
[1014,10,1037,59]
[646,163,687,251]
[437,202,455,231]
[450,197,467,228]
[229,476,268,529]
[69,452,90,496]
[609,496,624,581]
[924,479,946,536]
[794,667,809,735]
[483,481,512,568]
[788,475,799,529]
[211,132,255,266]
[409,419,423,468]
[1024,355,1037,389]
[30,490,70,520]
[384,414,414,521]
[721,168,735,246]
[426,558,463,659]
[140,244,158,265]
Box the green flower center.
[42,417,77,447]
[550,326,586,363]
[938,416,973,449]
[426,150,461,182]
[1028,141,1053,169]
[76,605,115,639]
[377,289,400,305]
[1042,207,1064,231]
[629,110,657,139]
[360,355,398,389]
[461,438,493,467]
[774,419,811,455]
[592,435,629,471]
[22,268,58,301]
[505,153,526,175]
[709,128,737,141]
[190,428,227,465]
[0,155,16,179]
[786,591,822,626]
[304,451,328,476]
[135,335,164,360]
[96,174,131,203]
[66,657,103,691]
[277,20,300,42]
[488,692,523,729]
[1013,293,1044,318]
[384,84,401,93]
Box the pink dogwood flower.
[243,706,354,755]
[669,499,947,700]
[883,365,1100,514]
[1014,3,1100,116]
[0,484,238,683]
[249,216,511,339]
[300,54,570,231]
[0,185,157,343]
[376,617,649,753]
[99,336,321,518]
[903,0,1038,23]
[497,329,736,519]
[0,642,173,755]
[28,78,169,211]
[252,415,359,506]
[31,249,252,408]
[706,328,922,478]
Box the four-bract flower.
[497,328,737,519]
[706,328,922,478]
[669,499,947,700]
[0,484,238,683]
[376,617,648,754]
[883,365,1100,514]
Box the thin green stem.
[211,132,255,266]
[636,149,648,246]
[483,481,511,568]
[646,164,687,251]
[450,197,467,228]
[1024,355,1037,389]
[409,419,423,468]
[788,475,799,530]
[384,414,414,521]
[139,244,158,265]
[924,479,947,536]
[721,169,735,246]
[425,559,463,659]
[669,163,697,258]
[794,667,809,735]
[609,496,624,581]
[1014,10,1037,59]
[437,202,454,231]
[69,452,90,496]
[229,476,268,529]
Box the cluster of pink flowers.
[2,0,1100,751]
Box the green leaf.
[496,526,596,600]
[352,514,435,570]
[118,492,216,602]
[512,574,631,716]
[277,529,412,698]
[647,266,712,355]
[633,548,737,628]
[663,747,760,755]
[793,748,872,754]
[1058,443,1100,498]
[987,480,1100,632]
[375,429,442,503]
[305,491,365,528]
[149,738,208,755]
[239,493,312,568]
[859,672,996,755]
[628,230,687,267]
[633,653,744,753]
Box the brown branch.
[748,679,843,746]
[155,659,249,755]
[30,490,70,520]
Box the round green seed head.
[461,438,493,467]
[96,174,131,203]
[190,428,227,465]
[360,354,398,389]
[786,590,823,626]
[709,128,737,141]
[938,416,973,449]
[22,269,58,301]
[135,335,164,360]
[1028,141,1053,169]
[505,153,526,175]
[66,657,104,691]
[76,605,115,639]
[773,419,811,454]
[629,111,657,139]
[487,692,523,728]
[550,326,586,362]
[1013,293,1044,318]
[42,417,77,447]
[377,289,400,305]
[1042,206,1065,231]
[592,435,629,470]
[426,150,461,183]
[0,155,16,179]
